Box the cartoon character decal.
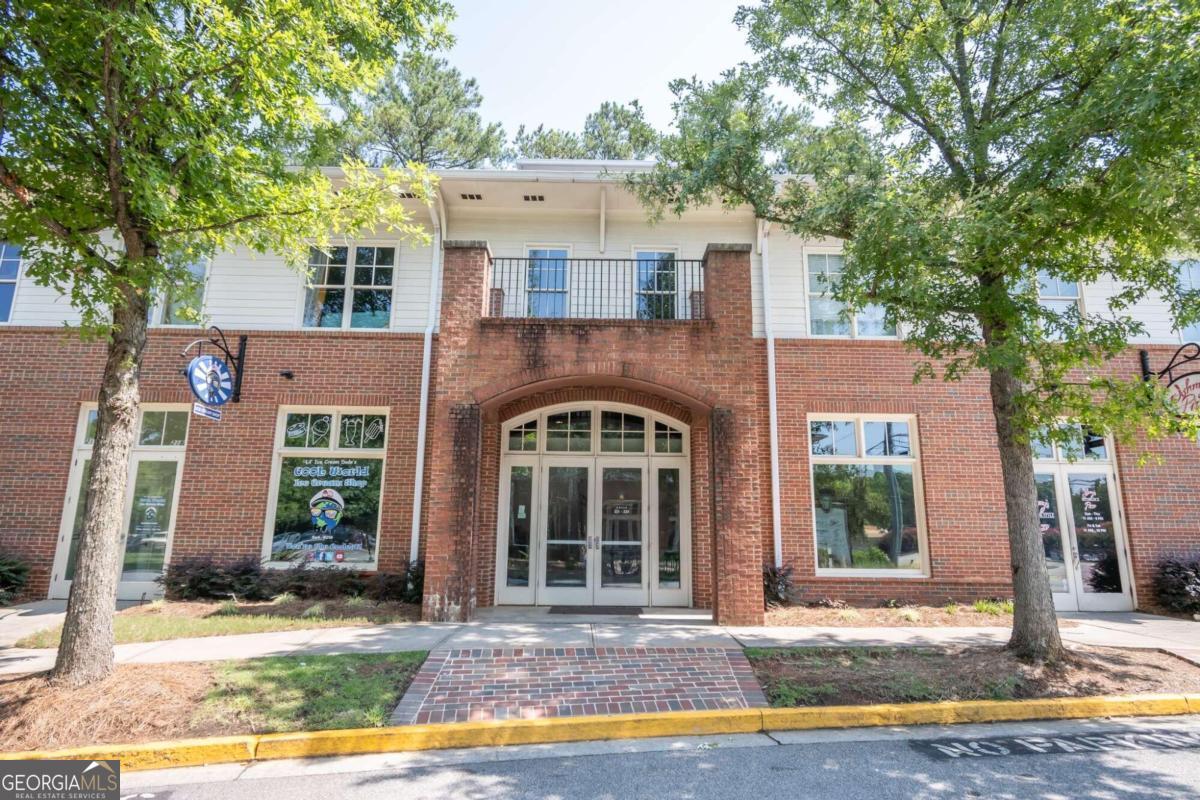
[309,488,345,533]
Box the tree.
[0,0,447,686]
[340,51,506,168]
[513,100,660,160]
[635,0,1200,661]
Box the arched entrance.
[495,402,691,607]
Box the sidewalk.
[1,605,1195,675]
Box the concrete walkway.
[1,602,1196,675]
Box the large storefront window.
[266,408,387,567]
[809,415,926,574]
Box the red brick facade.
[3,242,1197,621]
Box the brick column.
[422,241,491,621]
[703,243,767,625]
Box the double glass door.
[1037,466,1132,612]
[498,456,688,607]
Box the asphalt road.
[120,715,1200,800]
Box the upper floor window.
[0,242,20,322]
[807,253,895,337]
[635,250,678,320]
[1177,259,1200,342]
[1037,271,1081,316]
[526,247,568,318]
[303,245,395,329]
[151,260,208,326]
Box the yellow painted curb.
[255,708,763,761]
[0,734,256,772]
[760,694,1198,731]
[4,694,1199,772]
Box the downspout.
[759,220,784,568]
[409,194,445,563]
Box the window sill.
[814,568,929,579]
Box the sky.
[443,0,758,138]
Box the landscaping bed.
[17,598,420,649]
[763,600,1077,628]
[0,651,426,752]
[746,645,1200,707]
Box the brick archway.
[475,383,713,611]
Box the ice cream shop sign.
[1142,344,1200,417]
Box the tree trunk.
[988,365,1065,663]
[50,282,148,686]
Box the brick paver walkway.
[391,647,768,725]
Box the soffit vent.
[460,193,483,201]
[396,191,418,199]
[523,194,545,202]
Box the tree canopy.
[513,100,660,160]
[634,0,1200,659]
[0,0,448,686]
[339,50,506,169]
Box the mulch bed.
[122,598,421,624]
[747,645,1200,707]
[764,604,1076,628]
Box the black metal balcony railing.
[487,257,706,321]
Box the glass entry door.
[51,407,189,601]
[1037,467,1132,612]
[534,458,652,606]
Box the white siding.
[1083,277,1180,344]
[203,246,304,330]
[8,273,83,326]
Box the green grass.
[972,599,1015,615]
[17,611,400,649]
[197,652,427,733]
[767,679,838,706]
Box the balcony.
[486,256,706,321]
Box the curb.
[3,694,1198,772]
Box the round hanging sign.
[1167,372,1200,416]
[187,354,235,406]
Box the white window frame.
[0,242,22,324]
[1036,270,1085,316]
[262,405,390,569]
[1174,257,1200,343]
[524,243,573,319]
[299,241,399,331]
[807,413,928,578]
[149,258,211,327]
[631,245,681,321]
[51,403,191,598]
[803,248,899,339]
[502,402,690,458]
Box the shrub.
[972,598,1014,615]
[158,557,271,601]
[365,571,409,603]
[1154,556,1200,615]
[763,563,794,608]
[0,556,30,605]
[295,566,366,599]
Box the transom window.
[635,250,678,320]
[303,245,395,329]
[807,253,895,337]
[283,411,387,450]
[504,406,688,456]
[1032,424,1109,463]
[1176,259,1200,342]
[809,415,925,574]
[526,248,569,318]
[81,408,189,448]
[601,411,646,452]
[0,242,20,322]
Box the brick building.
[2,160,1197,624]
